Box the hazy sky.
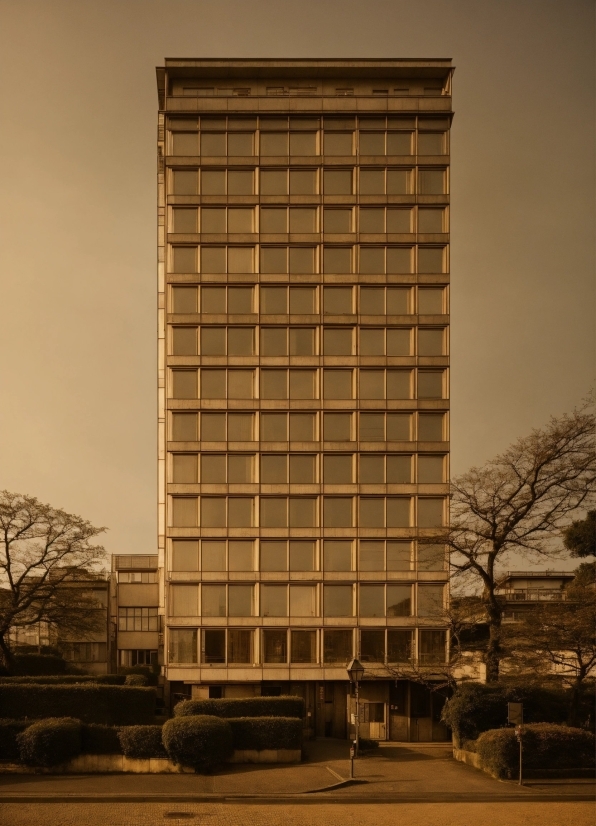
[0,0,594,557]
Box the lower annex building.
[157,59,452,741]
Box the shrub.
[0,719,32,761]
[441,682,572,744]
[118,725,166,758]
[476,724,596,779]
[0,684,155,725]
[124,674,149,687]
[81,724,122,754]
[11,654,67,676]
[358,737,380,750]
[227,717,302,751]
[17,718,81,767]
[0,675,126,685]
[174,696,304,720]
[118,666,159,686]
[162,715,233,772]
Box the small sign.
[508,702,523,725]
[349,747,355,759]
[350,713,356,724]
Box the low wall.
[0,749,302,774]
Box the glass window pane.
[387,169,411,195]
[361,629,385,663]
[173,412,198,441]
[261,369,287,400]
[418,413,444,441]
[324,287,352,314]
[202,629,225,664]
[172,247,197,274]
[170,585,199,617]
[201,208,226,233]
[290,132,317,155]
[387,329,411,356]
[201,170,226,195]
[201,413,225,441]
[359,413,384,441]
[228,629,252,664]
[290,541,315,572]
[387,247,412,273]
[360,247,384,274]
[173,454,197,483]
[290,586,316,617]
[290,286,316,314]
[261,413,287,441]
[260,132,288,155]
[360,132,385,154]
[228,327,254,356]
[261,541,287,572]
[323,629,353,664]
[201,286,226,313]
[418,288,444,315]
[261,585,288,617]
[360,370,385,400]
[260,497,288,528]
[419,247,445,274]
[228,541,253,571]
[324,132,353,155]
[173,327,197,356]
[173,170,198,195]
[360,287,385,314]
[324,328,352,356]
[324,413,351,441]
[323,497,352,527]
[359,169,385,195]
[228,370,253,399]
[291,630,316,663]
[261,285,287,313]
[227,286,253,314]
[289,454,315,483]
[419,629,446,664]
[289,412,315,441]
[261,454,287,483]
[387,370,412,399]
[418,208,444,234]
[201,369,226,399]
[418,455,444,483]
[324,454,353,484]
[359,541,384,571]
[387,287,411,314]
[228,133,254,156]
[289,327,315,356]
[201,327,226,356]
[324,585,353,617]
[289,247,315,274]
[387,541,412,571]
[324,247,352,273]
[202,584,226,617]
[261,169,287,195]
[417,543,446,572]
[228,170,253,195]
[387,413,411,441]
[169,629,197,664]
[228,585,253,616]
[201,133,225,155]
[359,498,385,528]
[359,585,384,617]
[387,209,412,233]
[172,497,197,527]
[200,497,226,527]
[418,371,444,399]
[418,169,445,195]
[324,169,352,194]
[324,370,352,399]
[387,455,412,483]
[261,208,286,233]
[418,329,445,356]
[387,585,411,617]
[263,629,287,664]
[360,329,384,356]
[228,413,254,441]
[387,629,412,662]
[324,541,352,572]
[261,328,287,357]
[417,585,444,617]
[324,209,352,232]
[290,370,315,399]
[228,455,253,483]
[172,540,199,571]
[290,169,317,195]
[359,455,384,484]
[172,370,197,399]
[172,286,198,314]
[359,209,384,234]
[418,498,445,527]
[173,132,199,156]
[228,247,254,274]
[289,497,316,527]
[387,132,412,154]
[418,133,445,155]
[289,207,317,233]
[387,498,411,527]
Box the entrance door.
[361,701,386,740]
[409,683,433,742]
[389,681,409,741]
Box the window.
[387,541,411,571]
[387,287,412,314]
[387,629,412,662]
[289,497,316,526]
[324,169,352,194]
[418,169,446,195]
[260,497,288,528]
[228,286,253,313]
[324,585,353,617]
[324,454,353,484]
[387,497,411,527]
[290,132,317,156]
[418,455,444,483]
[261,285,287,312]
[360,287,384,315]
[359,585,384,617]
[168,629,197,663]
[202,629,225,664]
[418,247,445,274]
[64,642,107,663]
[291,630,316,663]
[261,413,287,441]
[289,208,317,232]
[262,585,287,617]
[387,585,411,616]
[419,629,446,663]
[172,413,198,441]
[172,132,199,156]
[387,132,413,154]
[324,328,353,355]
[418,371,445,399]
[118,571,159,583]
[169,585,198,617]
[324,287,352,314]
[324,541,352,572]
[229,541,253,571]
[172,327,197,356]
[201,454,226,483]
[172,370,197,399]
[228,584,253,616]
[261,132,288,155]
[324,370,352,399]
[290,169,317,194]
[201,133,226,155]
[201,541,226,571]
[387,209,412,232]
[418,208,444,233]
[418,543,445,571]
[290,328,315,355]
[228,327,254,356]
[290,585,316,617]
[324,413,351,441]
[201,497,226,527]
[119,607,158,631]
[261,370,287,400]
[290,541,316,571]
[228,133,254,156]
[172,286,198,314]
[324,209,352,233]
[119,649,158,667]
[387,454,412,483]
[228,498,253,527]
[418,413,445,441]
[260,208,286,232]
[290,286,316,314]
[201,286,226,313]
[324,247,352,273]
[262,629,287,664]
[417,585,445,617]
[228,629,252,663]
[324,629,353,664]
[172,170,198,195]
[324,132,353,155]
[388,413,412,441]
[229,413,254,441]
[172,208,198,233]
[361,629,385,663]
[202,584,226,617]
[418,329,445,356]
[172,454,197,483]
[418,132,445,155]
[261,541,287,572]
[171,497,197,527]
[360,370,384,400]
[359,413,384,441]
[200,413,225,441]
[418,498,445,527]
[418,288,445,315]
[290,454,315,483]
[323,497,353,527]
[388,370,412,399]
[359,455,384,484]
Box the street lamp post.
[347,657,364,777]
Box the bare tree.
[447,402,596,682]
[0,490,107,670]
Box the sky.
[0,0,594,558]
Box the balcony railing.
[500,589,567,602]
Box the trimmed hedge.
[227,717,302,750]
[0,684,155,725]
[81,724,123,755]
[0,675,126,685]
[174,696,305,720]
[118,666,159,686]
[476,724,596,780]
[118,725,167,759]
[163,715,233,772]
[0,719,32,761]
[17,718,81,767]
[11,654,67,676]
[125,674,149,687]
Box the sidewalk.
[0,740,593,802]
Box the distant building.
[110,555,160,671]
[496,570,575,623]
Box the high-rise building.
[157,60,452,741]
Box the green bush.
[227,717,302,750]
[124,674,149,687]
[441,682,573,744]
[174,696,305,720]
[0,675,126,685]
[0,684,155,725]
[11,654,67,676]
[118,725,166,758]
[162,715,233,772]
[476,724,595,780]
[358,737,380,750]
[17,718,81,767]
[0,719,32,761]
[118,666,159,686]
[81,724,122,754]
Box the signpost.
[508,702,524,785]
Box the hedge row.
[81,724,123,755]
[0,684,155,725]
[476,724,595,780]
[174,696,305,719]
[227,717,302,750]
[0,719,32,760]
[163,715,233,771]
[17,718,81,767]
[0,675,126,685]
[118,726,167,759]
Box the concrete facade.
[110,555,160,671]
[156,59,453,740]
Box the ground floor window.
[63,642,107,662]
[119,649,158,667]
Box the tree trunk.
[485,604,502,683]
[567,671,586,728]
[0,633,15,673]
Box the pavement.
[0,740,593,803]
